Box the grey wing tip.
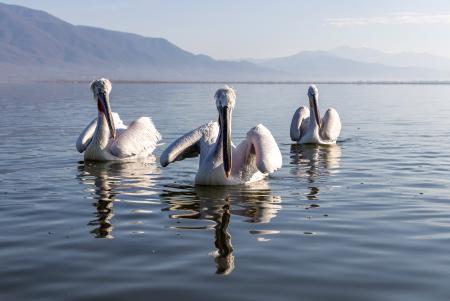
[159,149,169,167]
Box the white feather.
[76,118,97,153]
[320,108,341,142]
[234,124,282,174]
[290,106,310,142]
[110,117,161,158]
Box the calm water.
[1,82,450,301]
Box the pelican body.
[76,78,161,161]
[290,85,341,145]
[160,86,282,186]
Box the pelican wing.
[320,108,341,142]
[160,125,207,167]
[110,117,161,158]
[76,118,97,153]
[290,106,310,142]
[112,112,127,130]
[243,124,282,174]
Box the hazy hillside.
[0,2,282,81]
[329,46,450,71]
[251,50,450,81]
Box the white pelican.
[160,86,282,186]
[290,85,341,145]
[76,78,161,161]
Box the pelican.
[160,86,282,186]
[76,78,161,161]
[290,85,341,145]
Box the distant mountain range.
[1,2,450,81]
[250,47,450,80]
[328,46,450,71]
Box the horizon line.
[21,79,450,85]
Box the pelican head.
[214,86,236,178]
[90,78,116,139]
[307,84,321,128]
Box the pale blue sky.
[3,0,450,59]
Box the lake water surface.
[1,82,450,301]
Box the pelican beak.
[98,92,116,139]
[312,94,321,129]
[220,106,232,177]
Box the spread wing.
[320,108,341,142]
[160,125,207,167]
[235,124,282,174]
[290,106,309,142]
[76,118,97,153]
[112,112,127,130]
[109,117,161,158]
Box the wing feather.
[160,125,207,167]
[112,112,127,130]
[76,118,97,153]
[290,106,309,142]
[110,117,161,158]
[246,124,282,174]
[320,108,341,142]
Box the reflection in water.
[213,201,234,275]
[290,144,342,181]
[290,144,342,199]
[77,159,159,238]
[160,183,281,275]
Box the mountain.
[1,2,450,82]
[329,46,450,71]
[0,2,283,81]
[251,50,450,81]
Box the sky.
[2,0,450,59]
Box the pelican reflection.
[77,159,159,238]
[290,144,341,182]
[290,144,342,200]
[160,182,281,275]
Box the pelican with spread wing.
[160,86,282,185]
[290,85,341,145]
[76,78,161,161]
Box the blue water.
[1,82,450,301]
